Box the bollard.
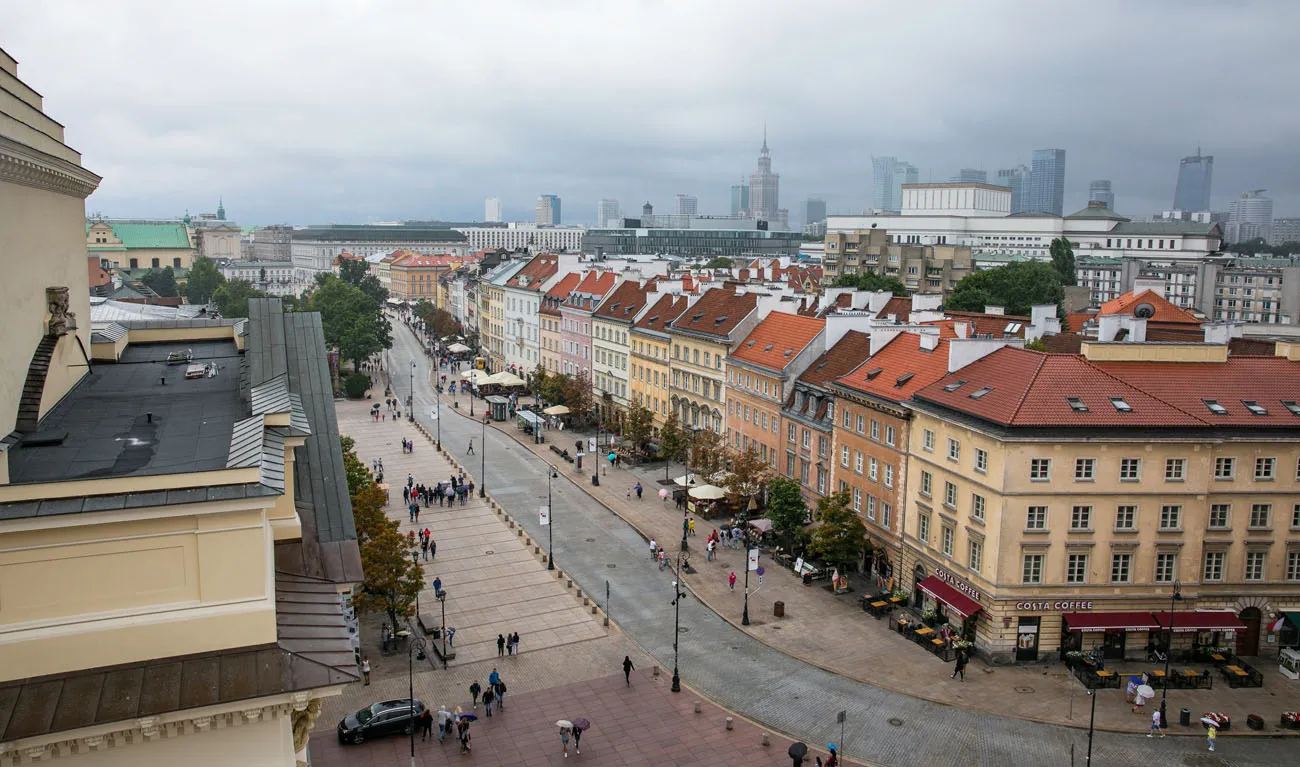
[652,666,660,677]
[576,589,583,599]
[761,733,770,747]
[566,579,573,589]
[583,597,590,606]
[534,546,540,554]
[603,615,609,626]
[725,717,734,731]
[694,701,702,714]
[508,520,515,529]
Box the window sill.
[1029,478,1051,483]
[1113,527,1139,534]
[1157,527,1183,533]
[1119,478,1140,483]
[1068,528,1095,534]
[1074,478,1095,483]
[1023,528,1050,534]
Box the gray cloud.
[6,0,1297,224]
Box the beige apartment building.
[630,293,690,434]
[822,227,972,292]
[667,288,763,434]
[1,48,359,765]
[900,340,1300,664]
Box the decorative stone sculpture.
[46,286,76,336]
[291,698,323,756]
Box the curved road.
[390,322,1283,766]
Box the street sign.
[837,710,846,724]
[429,409,438,420]
[539,506,550,526]
[747,548,760,571]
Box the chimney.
[866,291,894,314]
[869,324,904,356]
[948,337,1022,373]
[826,312,876,348]
[919,331,940,351]
[1201,322,1236,345]
[1026,304,1062,342]
[954,321,969,339]
[984,305,1005,315]
[911,293,943,312]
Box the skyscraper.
[1088,180,1115,210]
[1227,189,1273,243]
[1027,149,1066,215]
[597,199,620,228]
[1173,150,1213,212]
[997,165,1030,214]
[536,194,561,226]
[748,131,780,221]
[953,169,988,183]
[871,156,918,213]
[485,197,503,222]
[675,194,699,216]
[802,197,827,226]
[729,181,750,216]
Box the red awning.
[916,576,982,618]
[1062,612,1159,633]
[1153,611,1245,633]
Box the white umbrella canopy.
[672,474,698,487]
[461,369,490,383]
[447,342,471,353]
[542,404,570,415]
[688,484,727,500]
[485,371,526,386]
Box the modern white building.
[485,197,503,223]
[454,223,584,253]
[675,194,698,216]
[217,260,297,296]
[1226,189,1273,244]
[536,194,561,226]
[290,225,469,288]
[1271,218,1300,247]
[597,199,621,229]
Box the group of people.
[496,631,521,657]
[411,528,436,561]
[404,473,474,516]
[705,525,745,562]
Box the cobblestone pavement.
[374,322,1300,766]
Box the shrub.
[344,371,371,399]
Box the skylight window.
[764,344,774,352]
[1242,400,1268,416]
[714,315,728,325]
[746,340,756,347]
[1283,400,1300,416]
[943,380,967,392]
[1109,397,1133,413]
[1203,399,1228,415]
[1066,397,1089,412]
[865,367,884,380]
[969,386,994,400]
[895,372,915,388]
[691,313,704,322]
[1003,322,1023,334]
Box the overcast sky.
[6,1,1298,226]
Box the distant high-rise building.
[1270,218,1300,246]
[802,197,827,227]
[597,199,620,228]
[642,201,654,218]
[675,194,699,216]
[1227,189,1273,243]
[729,181,750,216]
[1173,150,1214,212]
[1089,180,1115,210]
[485,197,503,222]
[748,130,780,221]
[871,156,918,213]
[953,168,988,184]
[1028,149,1066,215]
[536,194,561,226]
[997,165,1030,214]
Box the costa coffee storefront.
[911,563,985,641]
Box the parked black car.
[337,698,427,744]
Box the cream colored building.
[900,339,1300,664]
[1,48,360,765]
[822,227,973,293]
[667,288,767,434]
[630,294,691,434]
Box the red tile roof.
[833,331,955,403]
[1064,311,1096,333]
[877,296,912,322]
[731,313,825,372]
[668,288,758,338]
[634,294,690,333]
[505,254,559,290]
[798,331,873,389]
[593,279,657,321]
[563,271,617,309]
[540,272,582,315]
[936,311,1032,339]
[913,346,1300,427]
[1100,289,1200,325]
[392,253,459,268]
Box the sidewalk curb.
[418,367,1294,739]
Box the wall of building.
[48,708,296,767]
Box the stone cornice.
[0,136,101,199]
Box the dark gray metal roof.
[89,322,127,344]
[0,483,278,519]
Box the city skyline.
[6,1,1298,224]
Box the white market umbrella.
[672,474,697,487]
[461,369,490,383]
[447,342,471,353]
[542,404,570,416]
[688,484,727,500]
[486,371,526,386]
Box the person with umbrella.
[788,742,809,766]
[824,743,839,767]
[570,717,589,754]
[557,720,572,758]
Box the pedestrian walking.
[361,656,371,685]
[446,626,456,647]
[421,537,430,560]
[1148,710,1165,737]
[497,633,506,657]
[560,725,571,758]
[429,538,436,560]
[688,517,695,536]
[488,668,499,687]
[469,680,482,709]
[729,570,737,590]
[635,482,643,500]
[648,538,657,561]
[707,538,715,561]
[482,687,494,717]
[459,720,472,755]
[437,705,451,743]
[511,631,519,656]
[572,724,583,754]
[494,679,506,710]
[623,655,634,686]
[951,649,967,681]
[627,487,632,500]
[1207,724,1216,752]
[419,709,434,740]
[467,439,474,455]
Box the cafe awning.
[916,576,982,619]
[1062,612,1159,633]
[1152,610,1245,633]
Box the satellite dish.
[1134,303,1156,319]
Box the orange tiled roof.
[540,272,582,315]
[1099,289,1200,325]
[834,331,955,403]
[731,313,825,372]
[937,311,1032,339]
[505,254,559,290]
[877,296,912,322]
[634,294,689,333]
[563,271,617,308]
[668,288,757,338]
[593,279,656,321]
[798,331,872,388]
[392,253,459,268]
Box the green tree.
[659,414,688,465]
[831,271,908,296]
[1023,337,1049,352]
[561,370,595,423]
[354,518,424,630]
[309,275,393,369]
[185,256,225,304]
[1049,237,1077,286]
[339,435,386,543]
[807,491,868,574]
[344,371,371,398]
[538,371,568,406]
[339,258,389,304]
[764,477,807,548]
[725,445,773,507]
[703,256,734,269]
[416,300,459,339]
[211,279,266,318]
[687,426,726,479]
[140,266,180,297]
[623,402,654,457]
[946,262,1064,317]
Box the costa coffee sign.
[1015,601,1095,611]
[933,567,981,602]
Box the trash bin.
[774,601,785,618]
[1180,708,1191,727]
[1247,714,1264,730]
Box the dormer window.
[894,372,914,388]
[866,368,883,380]
[1203,399,1228,415]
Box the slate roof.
[1099,289,1200,325]
[592,279,656,323]
[668,288,757,339]
[797,331,872,389]
[731,312,824,372]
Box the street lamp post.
[742,497,756,626]
[437,588,448,670]
[592,424,601,487]
[1085,689,1097,765]
[670,551,687,693]
[408,627,415,767]
[407,360,416,422]
[1160,580,1183,725]
[547,466,557,571]
[479,416,487,498]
